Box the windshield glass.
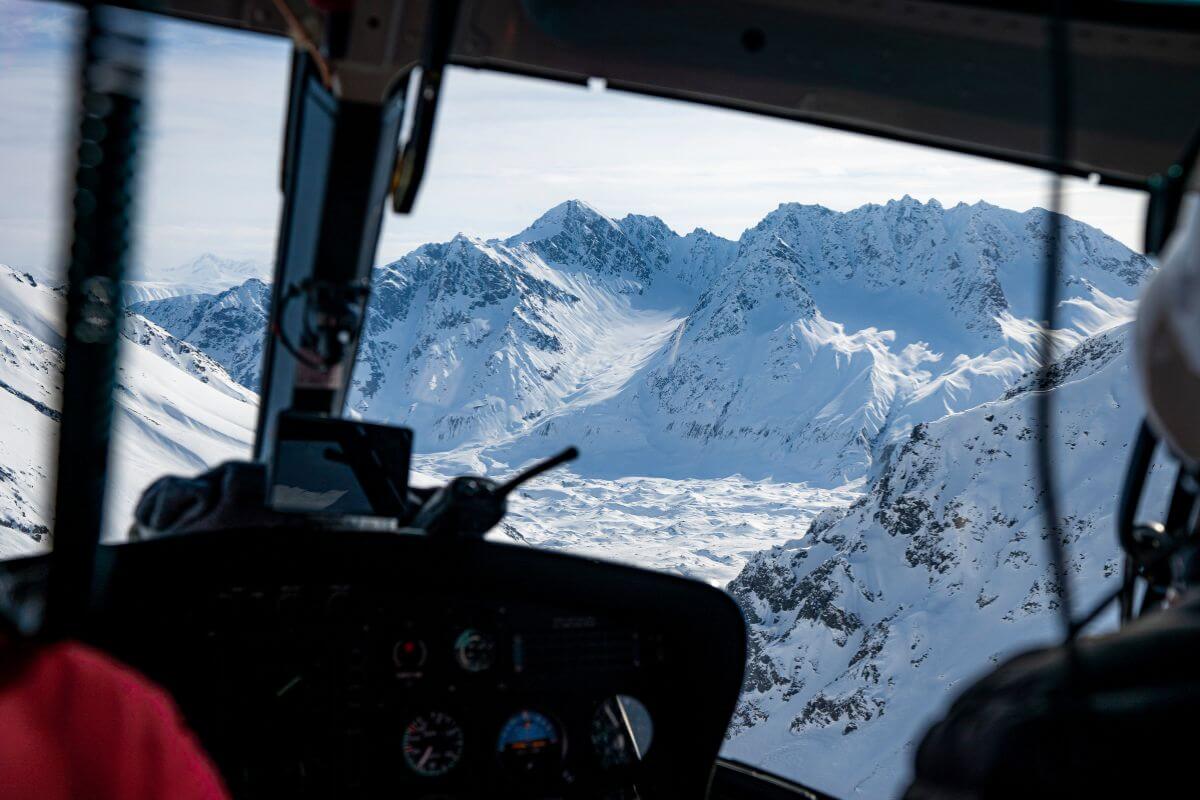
[0,0,283,543]
[0,3,1168,797]
[353,70,1157,796]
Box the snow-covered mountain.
[133,201,1145,484]
[0,264,256,556]
[131,278,270,390]
[355,199,1149,798]
[721,323,1170,797]
[125,252,270,302]
[1,197,1157,799]
[337,198,1143,484]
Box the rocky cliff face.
[131,278,270,391]
[722,323,1168,797]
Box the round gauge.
[453,628,496,672]
[402,711,465,777]
[393,638,427,671]
[591,695,654,769]
[496,710,563,774]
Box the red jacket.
[0,640,229,799]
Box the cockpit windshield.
[0,1,1172,796]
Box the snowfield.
[413,457,861,585]
[0,265,257,551]
[0,196,1160,798]
[505,475,858,585]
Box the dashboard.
[77,527,746,798]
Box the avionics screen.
[268,414,412,517]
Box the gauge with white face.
[402,711,465,777]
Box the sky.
[0,0,1149,283]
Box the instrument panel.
[83,527,746,798]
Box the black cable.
[1163,466,1197,535]
[1134,468,1198,618]
[1074,524,1198,635]
[272,284,326,372]
[1117,420,1159,623]
[1118,422,1159,550]
[1144,121,1200,256]
[1070,583,1125,637]
[1034,5,1086,797]
[1037,0,1075,642]
[1109,121,1200,626]
[273,322,324,371]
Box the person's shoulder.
[32,640,179,718]
[1,640,230,800]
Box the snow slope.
[0,269,64,558]
[723,324,1170,797]
[0,264,256,554]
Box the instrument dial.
[453,628,496,672]
[591,695,653,769]
[402,711,465,777]
[393,638,427,671]
[497,710,563,774]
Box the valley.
[0,195,1155,798]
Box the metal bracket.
[46,4,148,638]
[392,0,461,214]
[254,51,406,460]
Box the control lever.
[411,447,579,539]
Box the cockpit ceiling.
[109,0,1200,187]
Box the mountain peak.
[507,199,617,245]
[125,252,270,299]
[747,203,836,242]
[771,201,835,217]
[618,212,674,233]
[883,194,942,212]
[449,231,484,249]
[555,198,606,216]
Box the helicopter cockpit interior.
[4,1,1200,798]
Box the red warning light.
[393,639,427,670]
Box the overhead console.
[85,528,746,798]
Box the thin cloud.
[1,0,1148,280]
